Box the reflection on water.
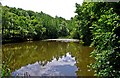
[2,41,94,76]
[12,53,77,76]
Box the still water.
[2,40,94,76]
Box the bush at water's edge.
[74,2,120,77]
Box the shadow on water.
[2,40,95,76]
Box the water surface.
[2,40,94,76]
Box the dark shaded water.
[2,40,94,76]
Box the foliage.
[74,2,120,77]
[90,8,120,77]
[2,63,11,77]
[2,6,71,43]
[74,2,94,45]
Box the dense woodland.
[2,5,72,43]
[2,1,120,77]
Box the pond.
[2,40,94,76]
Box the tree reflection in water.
[2,41,94,76]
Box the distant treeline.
[2,5,77,43]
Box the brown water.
[2,40,94,76]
